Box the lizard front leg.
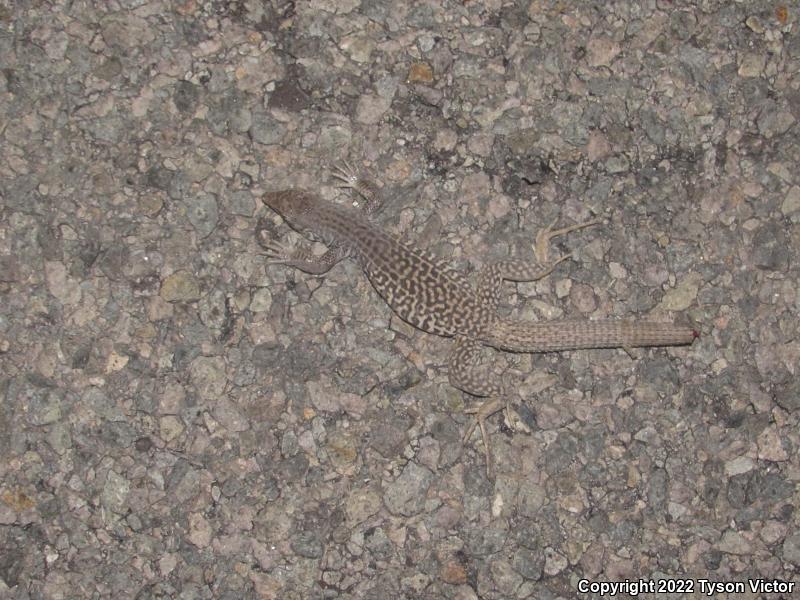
[260,238,347,275]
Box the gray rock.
[101,470,130,515]
[291,531,324,559]
[185,192,218,238]
[783,533,800,566]
[383,462,434,516]
[250,111,286,146]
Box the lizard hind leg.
[448,336,509,478]
[473,217,602,312]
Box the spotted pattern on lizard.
[261,166,698,475]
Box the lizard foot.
[463,398,507,478]
[262,240,297,264]
[331,162,383,214]
[534,218,604,264]
[331,160,360,189]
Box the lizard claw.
[331,162,384,214]
[262,240,293,263]
[331,161,359,189]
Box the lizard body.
[262,168,697,473]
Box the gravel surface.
[1,1,799,598]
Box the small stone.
[717,529,750,555]
[757,426,788,462]
[1,489,35,512]
[0,256,20,282]
[340,34,374,63]
[355,93,393,125]
[745,16,765,34]
[291,531,323,558]
[148,295,174,320]
[751,222,790,269]
[407,62,434,83]
[188,513,213,548]
[189,356,227,401]
[280,430,299,458]
[760,520,787,545]
[198,289,228,330]
[490,558,524,596]
[27,389,62,426]
[586,36,621,67]
[555,277,571,299]
[160,271,200,302]
[543,547,568,576]
[784,533,800,565]
[433,128,457,152]
[101,470,130,515]
[316,129,355,161]
[250,111,286,145]
[670,10,697,40]
[185,193,218,238]
[345,488,381,523]
[105,351,129,373]
[569,282,597,314]
[383,462,434,516]
[251,288,272,312]
[658,272,702,311]
[327,431,358,472]
[212,397,249,432]
[724,456,755,476]
[608,261,627,279]
[439,559,467,584]
[605,154,630,174]
[738,53,766,78]
[401,573,430,594]
[308,381,368,417]
[228,191,255,217]
[0,504,16,525]
[586,130,611,161]
[634,425,659,444]
[668,501,688,520]
[136,194,164,218]
[465,528,506,557]
[160,415,184,442]
[45,261,82,305]
[47,422,72,456]
[781,186,800,215]
[757,102,796,138]
[512,547,544,582]
[159,382,186,414]
[135,437,153,452]
[100,13,155,49]
[517,481,546,518]
[159,553,178,576]
[767,161,792,182]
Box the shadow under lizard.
[261,165,698,475]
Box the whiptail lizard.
[261,165,698,475]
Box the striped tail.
[481,319,698,353]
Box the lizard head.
[262,190,314,225]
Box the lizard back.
[269,191,489,337]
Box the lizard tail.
[481,318,698,353]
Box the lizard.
[260,165,698,475]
